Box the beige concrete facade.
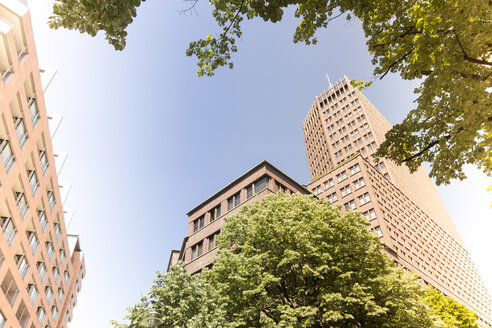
[0,2,85,328]
[304,77,491,325]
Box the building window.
[1,216,16,246]
[358,192,371,205]
[254,176,268,193]
[336,171,347,182]
[327,192,338,203]
[210,205,221,222]
[349,164,360,175]
[193,216,205,232]
[344,200,356,211]
[353,177,365,190]
[191,241,204,260]
[247,185,253,199]
[0,139,15,173]
[228,197,234,211]
[362,209,377,221]
[340,185,351,197]
[234,193,241,207]
[208,232,219,250]
[373,226,383,238]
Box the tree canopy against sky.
[48,0,491,186]
[111,193,487,327]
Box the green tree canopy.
[112,193,486,327]
[425,288,482,328]
[110,262,227,328]
[48,0,492,186]
[207,193,433,327]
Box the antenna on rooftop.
[325,73,333,89]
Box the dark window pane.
[228,197,233,211]
[199,216,204,228]
[254,176,268,193]
[198,242,203,256]
[193,220,199,232]
[234,193,240,207]
[209,235,215,250]
[216,205,221,218]
[247,185,253,199]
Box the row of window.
[191,231,220,261]
[192,176,270,233]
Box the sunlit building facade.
[0,1,85,328]
[167,77,491,324]
[303,76,491,325]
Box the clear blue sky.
[27,1,492,327]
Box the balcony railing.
[45,287,53,304]
[18,45,28,63]
[38,211,48,232]
[46,243,55,260]
[2,216,16,246]
[1,138,15,173]
[16,256,29,279]
[28,232,38,254]
[14,117,28,148]
[1,64,13,82]
[52,307,58,322]
[37,263,46,282]
[37,308,46,325]
[28,171,39,196]
[27,284,38,305]
[2,276,19,306]
[15,192,28,220]
[28,96,40,128]
[54,224,61,241]
[40,150,49,174]
[60,250,66,265]
[48,191,56,210]
[53,269,59,284]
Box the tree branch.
[219,0,246,46]
[178,0,199,15]
[379,48,415,79]
[453,30,492,66]
[402,127,464,162]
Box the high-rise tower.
[303,76,491,325]
[0,1,85,328]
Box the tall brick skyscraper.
[0,1,85,328]
[303,76,491,325]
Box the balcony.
[1,216,16,246]
[28,231,38,254]
[53,268,59,284]
[28,96,40,128]
[48,191,56,211]
[37,307,46,325]
[1,139,15,173]
[54,223,61,241]
[28,170,39,196]
[14,117,28,148]
[39,150,48,174]
[15,192,28,220]
[16,255,29,279]
[17,45,28,63]
[37,262,46,282]
[45,286,53,304]
[46,242,55,261]
[60,249,66,265]
[1,64,13,83]
[1,271,19,306]
[38,211,48,232]
[58,288,64,302]
[27,283,38,305]
[52,306,58,322]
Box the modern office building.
[0,1,85,328]
[303,76,491,325]
[167,161,311,274]
[168,76,491,325]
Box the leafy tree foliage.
[206,193,433,327]
[48,0,146,50]
[425,288,482,328]
[112,194,487,327]
[110,262,227,328]
[49,0,491,186]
